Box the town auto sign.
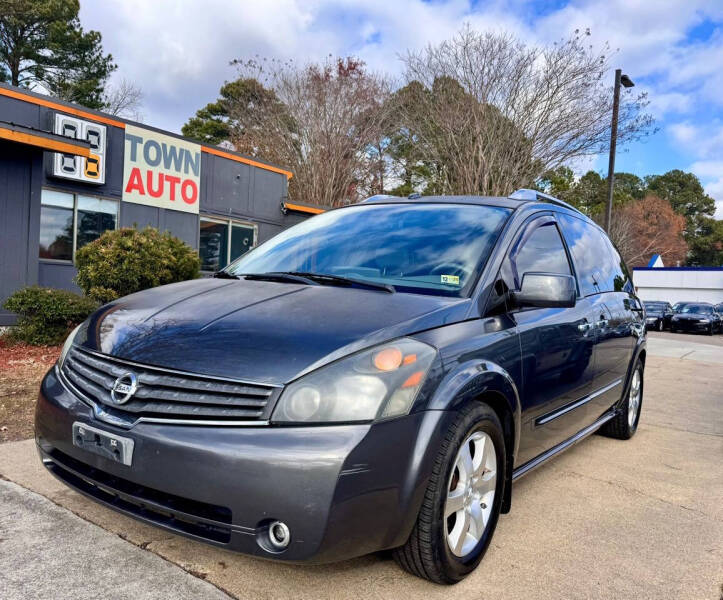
[122,124,201,214]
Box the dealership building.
[0,83,320,325]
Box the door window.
[199,217,257,271]
[512,221,571,288]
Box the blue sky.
[80,0,723,217]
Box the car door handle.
[577,322,592,332]
[596,319,609,328]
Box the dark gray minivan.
[36,189,646,584]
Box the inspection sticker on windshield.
[440,274,460,285]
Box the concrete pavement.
[0,335,721,599]
[0,479,231,600]
[649,329,723,348]
[645,331,723,363]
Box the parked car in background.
[716,302,723,314]
[643,301,673,331]
[672,301,692,313]
[670,303,722,335]
[35,190,646,585]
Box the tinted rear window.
[557,213,630,295]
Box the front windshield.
[226,203,512,296]
[680,304,713,314]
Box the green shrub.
[3,287,98,345]
[74,226,201,303]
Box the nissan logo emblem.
[110,372,138,405]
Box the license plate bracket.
[72,421,134,466]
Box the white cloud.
[670,127,723,218]
[79,0,723,133]
[75,1,723,222]
[690,161,723,218]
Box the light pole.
[604,69,635,232]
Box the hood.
[78,278,470,384]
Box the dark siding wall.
[120,203,198,249]
[0,142,42,325]
[38,262,80,292]
[201,153,252,217]
[251,168,287,225]
[199,151,301,245]
[0,95,44,129]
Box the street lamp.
[604,69,635,233]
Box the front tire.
[599,361,643,440]
[394,404,506,584]
[658,320,663,332]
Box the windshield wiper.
[284,271,395,293]
[241,272,319,286]
[213,271,240,279]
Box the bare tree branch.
[220,57,392,206]
[393,26,654,196]
[103,78,143,120]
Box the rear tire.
[657,320,663,332]
[393,403,506,584]
[599,361,643,440]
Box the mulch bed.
[0,338,61,443]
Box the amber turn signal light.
[373,347,403,371]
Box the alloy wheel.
[444,430,497,557]
[628,368,642,428]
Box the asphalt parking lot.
[1,332,721,600]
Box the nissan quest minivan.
[35,189,646,584]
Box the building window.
[200,217,257,271]
[39,189,118,261]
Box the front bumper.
[671,319,711,332]
[36,367,452,563]
[644,317,661,330]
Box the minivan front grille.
[61,346,278,425]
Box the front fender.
[426,360,522,461]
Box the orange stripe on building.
[202,145,294,179]
[284,202,325,214]
[0,127,91,157]
[0,87,127,128]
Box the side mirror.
[512,273,576,309]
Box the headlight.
[699,318,710,323]
[272,338,437,424]
[58,324,82,370]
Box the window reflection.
[39,190,118,260]
[39,205,73,260]
[227,204,511,296]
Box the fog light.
[268,520,291,549]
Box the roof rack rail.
[509,188,584,215]
[360,194,399,203]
